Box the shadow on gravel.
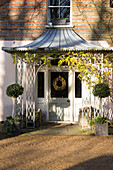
[21,123,95,136]
[66,155,113,170]
[0,122,94,140]
[0,132,11,140]
[1,122,113,140]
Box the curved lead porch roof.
[2,28,112,52]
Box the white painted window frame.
[47,0,72,25]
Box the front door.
[49,72,70,121]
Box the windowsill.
[45,24,74,28]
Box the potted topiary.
[90,83,110,135]
[92,83,110,115]
[6,84,24,134]
[6,84,24,118]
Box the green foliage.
[6,84,24,98]
[6,116,21,122]
[2,116,21,135]
[35,111,40,121]
[58,52,113,90]
[89,116,108,127]
[14,117,21,122]
[2,118,16,135]
[11,52,113,99]
[12,52,113,91]
[6,116,13,121]
[93,83,110,98]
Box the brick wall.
[0,0,47,40]
[0,0,113,46]
[73,0,113,46]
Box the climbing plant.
[11,50,113,98]
[58,51,113,87]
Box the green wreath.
[53,76,66,91]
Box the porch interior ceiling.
[2,28,113,53]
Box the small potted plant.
[90,116,110,135]
[35,109,42,128]
[90,83,110,135]
[13,117,22,133]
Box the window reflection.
[75,72,82,98]
[50,8,60,19]
[50,0,59,6]
[38,72,44,98]
[49,0,70,23]
[60,0,70,6]
[50,0,70,6]
[50,8,70,22]
[51,72,68,98]
[110,0,113,7]
[60,8,70,21]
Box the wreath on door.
[53,76,66,91]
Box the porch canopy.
[2,27,113,128]
[2,27,113,53]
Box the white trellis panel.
[81,53,113,129]
[26,64,35,128]
[103,65,113,121]
[81,81,92,128]
[15,57,23,118]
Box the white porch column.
[45,67,49,121]
[69,69,74,121]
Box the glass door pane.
[38,72,44,98]
[51,72,68,98]
[75,72,82,98]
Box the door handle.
[67,99,70,102]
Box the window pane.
[38,72,44,98]
[50,0,70,6]
[110,0,113,7]
[51,72,68,98]
[60,8,70,21]
[50,8,59,20]
[50,8,70,21]
[50,0,59,6]
[75,72,82,98]
[60,0,70,6]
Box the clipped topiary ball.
[93,83,110,98]
[6,84,24,98]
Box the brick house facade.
[0,0,113,122]
[0,0,113,45]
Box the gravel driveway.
[0,134,113,170]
